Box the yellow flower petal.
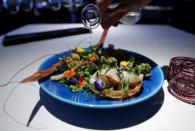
[76,48,85,53]
[120,61,129,67]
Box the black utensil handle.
[2,27,91,46]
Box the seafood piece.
[50,74,64,81]
[90,68,143,86]
[21,27,109,83]
[21,51,85,83]
[20,59,65,83]
[90,68,144,99]
[50,60,86,81]
[71,53,80,61]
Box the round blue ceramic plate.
[39,49,164,109]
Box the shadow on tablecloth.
[34,87,164,130]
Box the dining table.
[0,24,195,131]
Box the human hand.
[96,0,152,29]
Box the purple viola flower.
[94,79,105,91]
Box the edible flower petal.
[77,76,86,88]
[63,69,76,80]
[120,61,129,67]
[89,53,97,61]
[94,79,105,91]
[76,48,85,53]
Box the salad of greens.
[50,44,151,99]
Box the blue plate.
[39,49,164,109]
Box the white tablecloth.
[0,24,195,131]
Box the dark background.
[0,0,195,35]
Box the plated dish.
[38,45,164,108]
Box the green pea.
[69,85,76,90]
[77,71,81,75]
[83,55,88,59]
[88,53,92,58]
[77,71,84,75]
[84,71,90,77]
[108,87,114,92]
[85,77,90,82]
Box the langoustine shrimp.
[20,59,65,83]
[21,28,109,83]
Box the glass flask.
[81,3,141,29]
